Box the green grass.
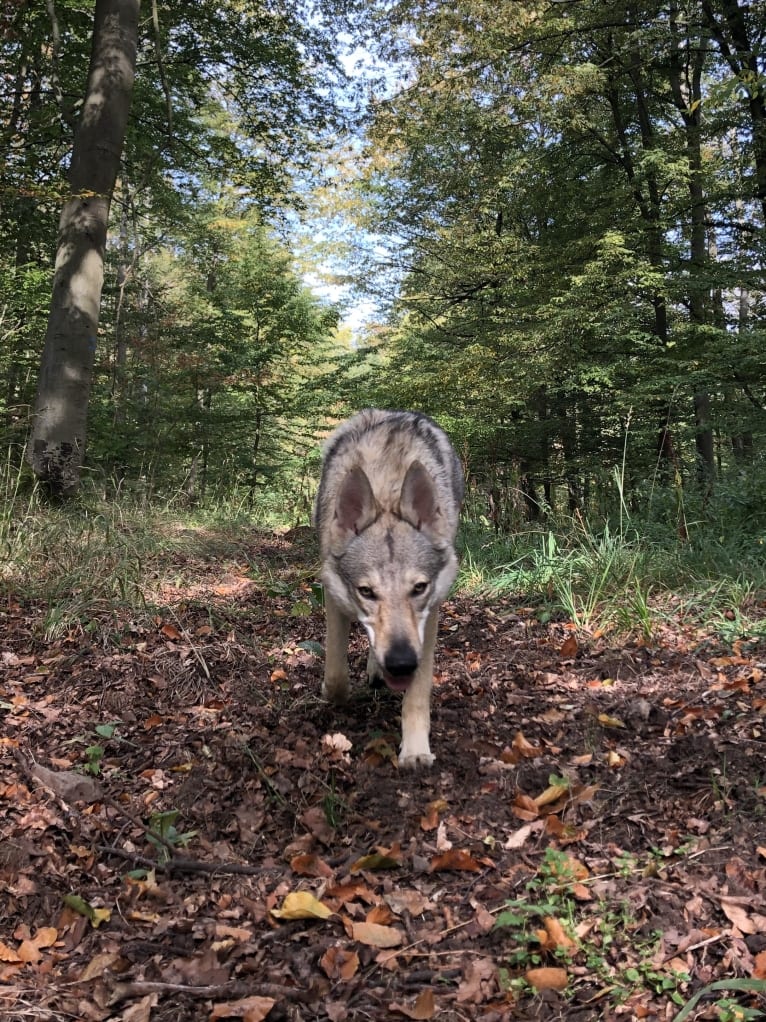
[457,493,766,644]
[3,457,766,648]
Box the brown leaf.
[30,763,103,804]
[540,916,576,953]
[455,957,498,1003]
[512,794,539,821]
[525,966,568,991]
[430,848,482,872]
[0,942,20,963]
[209,996,275,1021]
[16,939,42,964]
[719,896,766,934]
[384,889,431,917]
[290,853,334,878]
[325,881,378,908]
[512,731,543,757]
[160,622,182,640]
[366,904,395,925]
[560,635,579,658]
[504,822,539,849]
[390,988,436,1019]
[320,946,360,981]
[351,921,404,948]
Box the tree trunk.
[26,0,140,497]
[669,7,716,487]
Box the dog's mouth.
[380,671,414,693]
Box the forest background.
[2,0,766,615]
[4,4,766,1018]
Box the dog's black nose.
[384,640,418,677]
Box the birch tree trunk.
[26,0,140,496]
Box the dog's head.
[324,461,458,692]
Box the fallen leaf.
[435,820,452,851]
[455,957,497,1003]
[504,822,538,849]
[598,712,626,729]
[62,895,111,928]
[366,904,396,925]
[209,996,275,1021]
[350,844,402,873]
[290,853,334,878]
[384,890,431,917]
[534,783,569,807]
[390,988,436,1019]
[350,921,403,948]
[322,732,352,753]
[525,966,568,991]
[271,891,334,921]
[512,793,539,821]
[16,940,42,963]
[512,731,543,757]
[79,951,124,982]
[320,946,359,981]
[540,916,576,952]
[560,635,578,658]
[30,763,103,803]
[430,849,482,872]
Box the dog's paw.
[398,750,435,770]
[322,677,350,703]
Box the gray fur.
[314,409,463,769]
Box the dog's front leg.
[398,608,439,768]
[322,591,351,703]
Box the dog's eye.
[357,585,376,600]
[410,582,429,597]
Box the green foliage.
[147,810,197,865]
[90,206,340,498]
[352,0,766,520]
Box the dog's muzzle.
[382,640,418,692]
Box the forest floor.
[1,525,766,1022]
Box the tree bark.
[26,0,140,496]
[669,6,716,487]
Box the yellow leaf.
[597,712,626,729]
[534,783,569,807]
[271,891,334,921]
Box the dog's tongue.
[383,673,412,693]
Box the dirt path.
[1,532,765,1020]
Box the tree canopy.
[1,0,764,519]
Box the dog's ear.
[399,460,443,537]
[333,465,379,541]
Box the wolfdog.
[314,409,464,768]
